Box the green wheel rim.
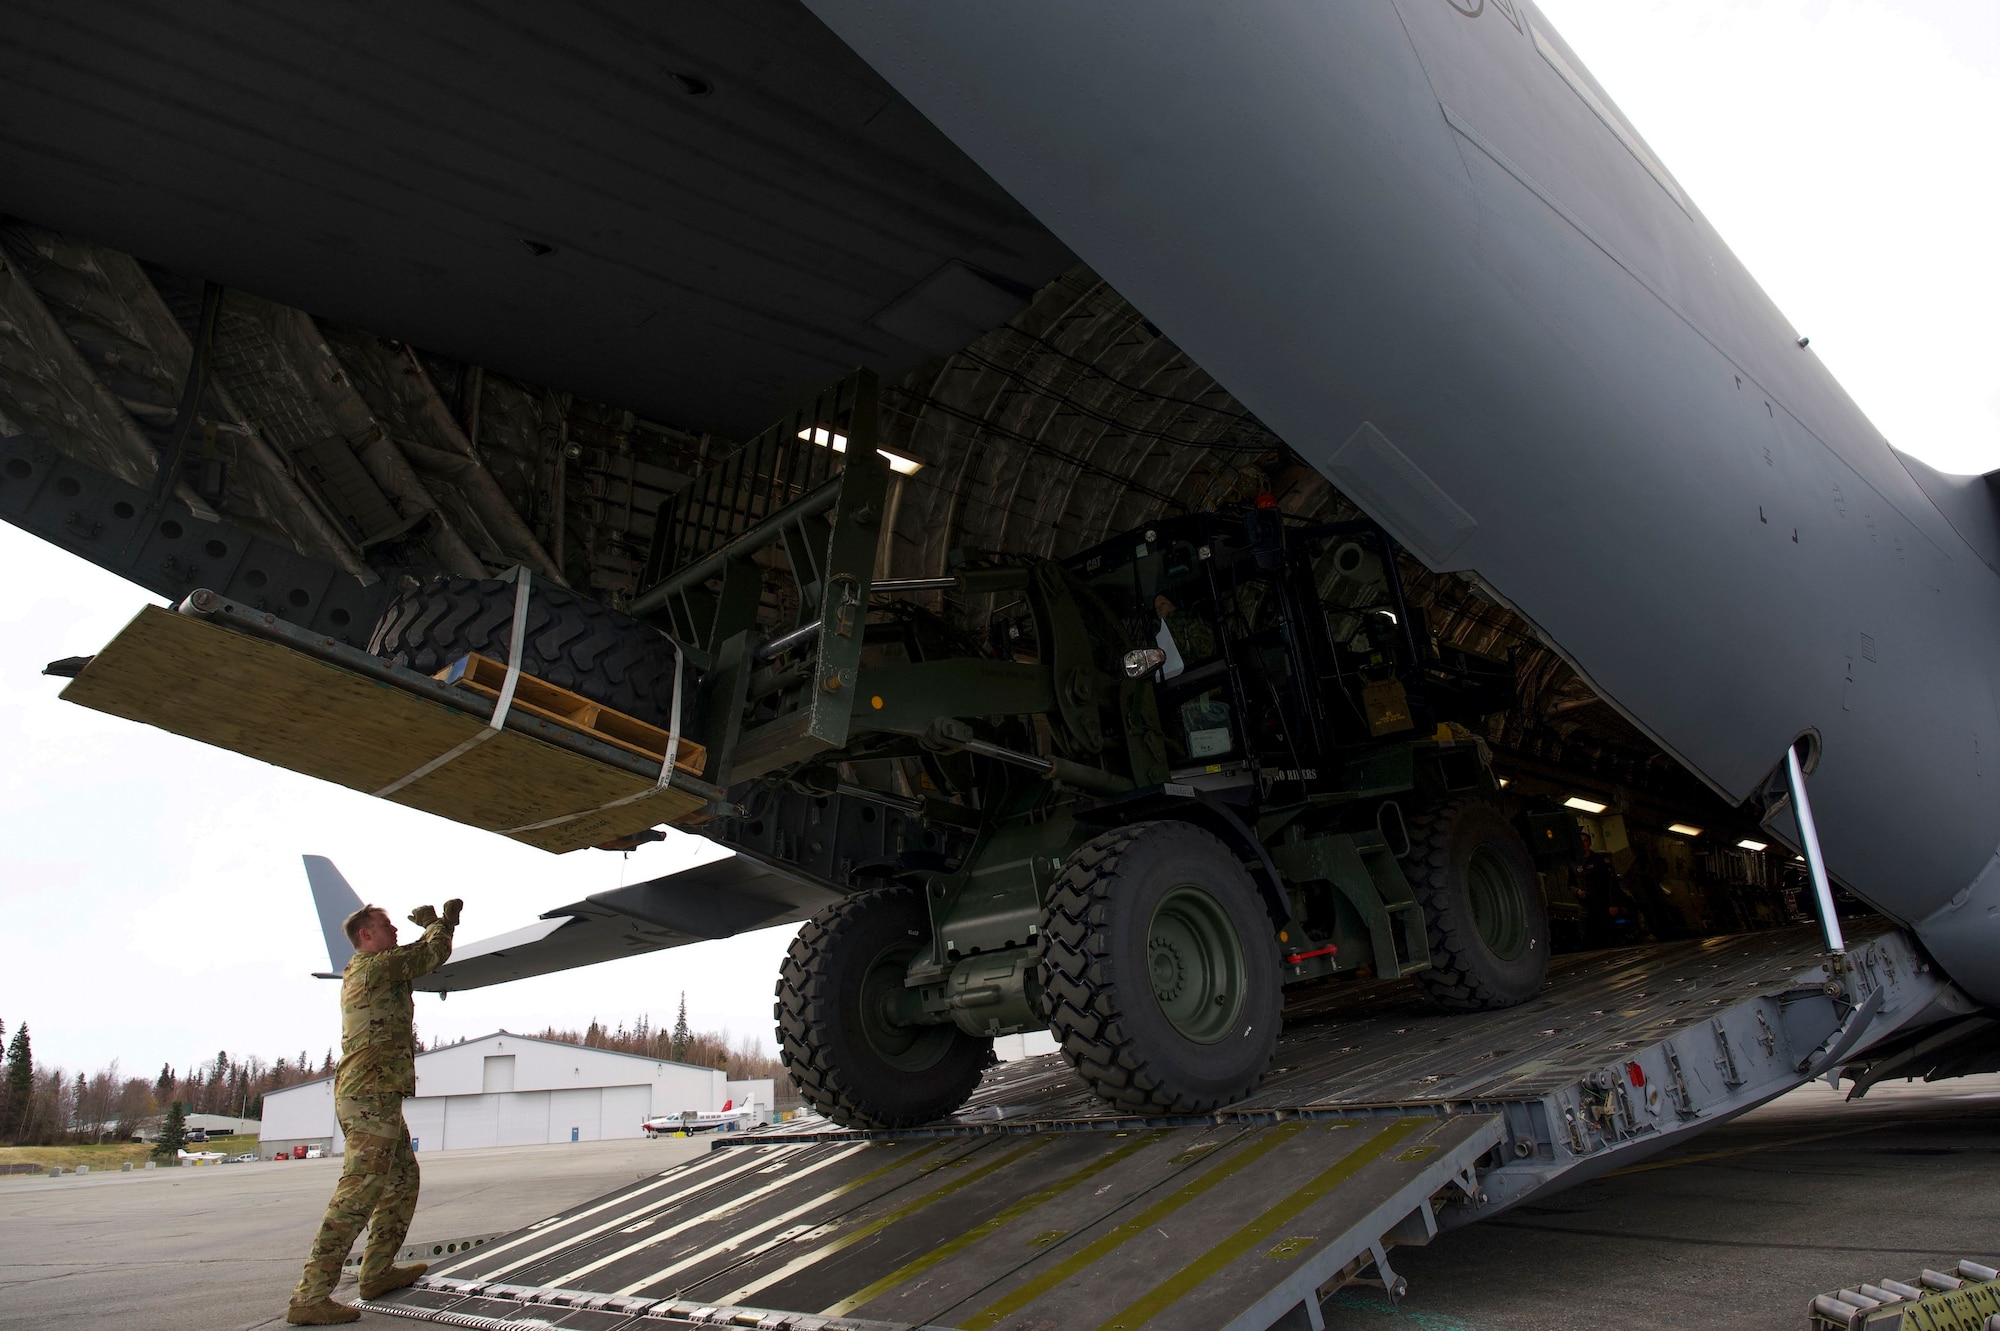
[1146,884,1247,1045]
[1467,846,1530,961]
[857,942,955,1073]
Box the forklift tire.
[368,575,686,730]
[775,889,989,1129]
[1039,821,1282,1115]
[1403,799,1549,1011]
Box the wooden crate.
[437,652,705,777]
[60,607,707,854]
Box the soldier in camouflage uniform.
[287,898,459,1326]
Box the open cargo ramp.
[369,924,1961,1330]
[372,1112,1498,1331]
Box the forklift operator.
[1153,592,1217,679]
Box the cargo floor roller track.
[373,926,1954,1331]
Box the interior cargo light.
[1667,823,1703,837]
[1563,796,1608,814]
[798,427,923,475]
[1737,839,1768,852]
[1497,778,1510,788]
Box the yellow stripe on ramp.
[956,1123,1307,1331]
[823,1131,1169,1317]
[1092,1117,1427,1331]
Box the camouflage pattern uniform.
[1160,609,1218,666]
[292,910,455,1306]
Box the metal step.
[372,926,1961,1330]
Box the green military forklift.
[371,373,1545,1127]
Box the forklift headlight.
[1123,648,1167,678]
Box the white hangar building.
[259,1032,772,1156]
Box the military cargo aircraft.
[5,1,1996,1137]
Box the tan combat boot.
[285,1298,361,1325]
[359,1261,428,1300]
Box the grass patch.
[0,1141,154,1171]
[0,1134,261,1172]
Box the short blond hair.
[343,904,387,948]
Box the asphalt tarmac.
[1331,1074,2000,1330]
[0,1134,706,1330]
[0,1077,1991,1330]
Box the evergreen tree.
[671,994,691,1063]
[152,1100,189,1161]
[207,1051,227,1114]
[154,1062,173,1103]
[73,1071,87,1139]
[2,1024,32,1143]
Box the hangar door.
[601,1085,651,1138]
[403,1098,445,1153]
[427,1085,653,1150]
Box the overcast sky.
[2,0,1995,1085]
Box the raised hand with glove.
[405,899,461,933]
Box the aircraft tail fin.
[303,854,363,978]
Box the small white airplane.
[641,1095,758,1136]
[176,1148,226,1164]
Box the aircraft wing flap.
[413,855,840,993]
